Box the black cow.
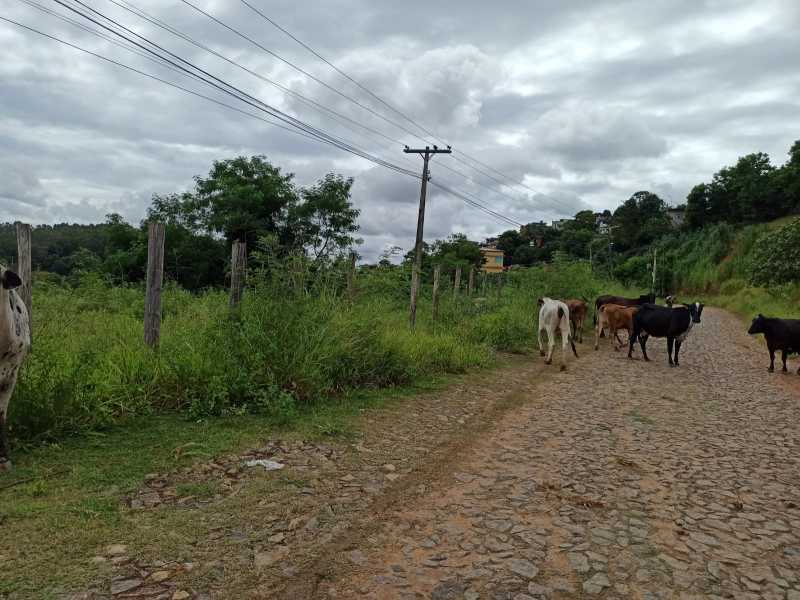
[747,314,800,374]
[594,293,655,336]
[628,302,704,366]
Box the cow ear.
[1,270,22,290]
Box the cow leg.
[538,327,546,357]
[0,411,10,471]
[781,350,788,372]
[674,340,682,366]
[627,325,638,358]
[594,320,600,351]
[639,334,650,362]
[768,347,775,372]
[546,335,555,365]
[667,337,675,366]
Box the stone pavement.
[322,308,800,599]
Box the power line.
[2,11,521,228]
[63,0,525,224]
[178,0,436,146]
[236,0,434,143]
[236,2,565,209]
[49,0,418,177]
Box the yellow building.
[480,246,504,273]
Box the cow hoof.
[643,357,650,362]
[544,359,552,365]
[560,364,567,372]
[768,367,774,373]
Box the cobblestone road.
[324,308,800,599]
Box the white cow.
[537,297,578,371]
[0,266,31,470]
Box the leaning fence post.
[144,222,166,348]
[432,264,441,322]
[229,240,247,309]
[15,222,32,342]
[346,251,357,299]
[454,267,461,297]
[468,266,475,296]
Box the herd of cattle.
[1,263,800,470]
[538,292,800,374]
[537,293,706,370]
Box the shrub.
[749,218,800,286]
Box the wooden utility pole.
[229,241,247,309]
[15,223,32,336]
[468,267,475,296]
[144,222,166,348]
[432,264,441,322]
[454,267,462,297]
[404,145,452,328]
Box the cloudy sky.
[2,0,800,260]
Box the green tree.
[190,155,298,248]
[429,234,483,272]
[290,173,361,261]
[496,229,523,265]
[685,183,710,229]
[611,191,670,251]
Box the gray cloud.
[2,0,799,260]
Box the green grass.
[0,376,448,597]
[8,262,613,448]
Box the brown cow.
[594,303,638,351]
[564,299,588,343]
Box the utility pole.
[404,144,452,328]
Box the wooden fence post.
[432,264,441,322]
[15,223,32,341]
[346,251,357,299]
[468,267,475,296]
[144,222,166,348]
[229,241,247,309]
[454,267,461,297]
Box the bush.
[749,218,800,286]
[8,257,613,447]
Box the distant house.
[667,208,686,228]
[594,212,612,235]
[480,246,504,273]
[551,219,572,231]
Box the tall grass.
[9,260,613,447]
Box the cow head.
[665,295,676,307]
[638,293,656,304]
[687,302,704,323]
[537,297,544,307]
[1,267,22,290]
[748,314,766,335]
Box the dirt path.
[76,308,800,600]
